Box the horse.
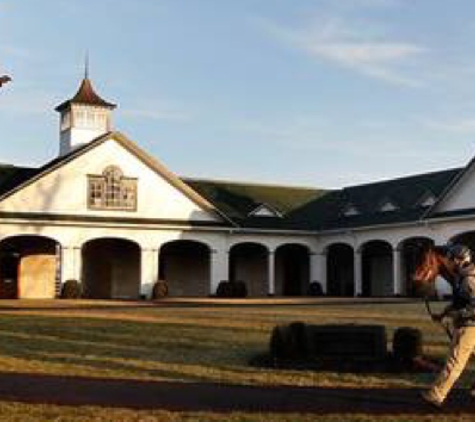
[412,245,457,288]
[412,245,458,340]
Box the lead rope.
[424,296,453,341]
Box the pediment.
[429,162,475,215]
[0,132,227,224]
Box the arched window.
[88,165,137,210]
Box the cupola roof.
[55,77,116,112]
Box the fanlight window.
[88,166,137,210]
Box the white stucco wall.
[0,137,219,222]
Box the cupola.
[55,65,116,156]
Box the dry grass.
[0,298,470,421]
[0,403,474,422]
[1,402,473,422]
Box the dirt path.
[0,372,473,414]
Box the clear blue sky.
[2,0,475,188]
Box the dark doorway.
[275,244,310,296]
[159,240,210,296]
[82,238,140,299]
[327,243,354,296]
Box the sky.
[2,0,475,189]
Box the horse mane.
[435,245,456,286]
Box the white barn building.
[0,75,474,299]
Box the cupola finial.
[84,51,89,79]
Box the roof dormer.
[248,203,282,218]
[379,198,398,212]
[416,190,437,208]
[342,203,360,217]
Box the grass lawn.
[0,298,471,421]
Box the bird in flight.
[0,75,12,87]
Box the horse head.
[413,245,456,287]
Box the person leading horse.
[414,243,475,407]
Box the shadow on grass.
[0,314,446,389]
[0,371,471,414]
[0,313,267,386]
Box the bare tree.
[0,75,12,88]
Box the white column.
[210,248,229,295]
[310,251,327,293]
[393,247,403,296]
[268,250,275,296]
[354,250,363,296]
[60,246,82,284]
[140,248,159,298]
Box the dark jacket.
[451,264,475,327]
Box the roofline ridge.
[343,166,463,190]
[182,176,325,191]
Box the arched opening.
[82,238,140,299]
[361,240,393,297]
[327,243,354,296]
[159,240,210,296]
[0,235,60,299]
[229,242,268,297]
[400,237,434,296]
[275,244,310,296]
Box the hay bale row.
[269,322,423,364]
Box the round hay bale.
[269,322,307,361]
[152,280,169,299]
[60,279,82,299]
[393,327,423,363]
[288,321,308,357]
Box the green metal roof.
[0,164,39,197]
[183,178,325,218]
[286,168,461,231]
[0,151,465,232]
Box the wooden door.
[19,255,56,299]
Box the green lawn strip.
[0,301,472,397]
[0,301,465,389]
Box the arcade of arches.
[0,233,473,299]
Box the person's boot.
[421,390,443,408]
